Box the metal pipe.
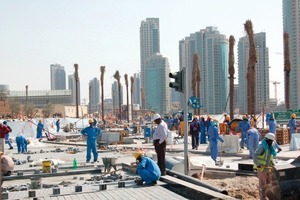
[166,169,228,195]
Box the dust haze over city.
[0,0,284,104]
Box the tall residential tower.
[50,64,66,90]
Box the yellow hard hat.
[0,151,3,156]
[133,152,143,160]
[242,115,247,119]
[88,119,94,123]
[207,115,211,119]
[292,113,296,119]
[193,115,198,119]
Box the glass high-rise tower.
[50,64,66,90]
[283,0,300,109]
[140,18,160,90]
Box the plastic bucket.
[42,160,52,173]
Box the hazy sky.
[0,0,284,103]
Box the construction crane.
[270,81,281,101]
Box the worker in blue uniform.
[247,126,260,159]
[56,119,60,132]
[81,119,102,163]
[36,120,44,139]
[235,115,251,149]
[134,152,161,185]
[200,116,207,144]
[16,134,27,154]
[207,121,224,164]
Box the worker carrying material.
[134,151,161,186]
[253,133,277,200]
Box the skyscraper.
[50,64,66,90]
[283,0,300,109]
[238,32,269,113]
[111,81,123,108]
[89,78,100,113]
[132,73,141,105]
[145,53,170,115]
[140,18,160,90]
[179,27,229,114]
[68,74,81,105]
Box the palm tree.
[244,20,257,116]
[192,54,197,114]
[113,70,122,124]
[124,74,129,123]
[100,66,105,124]
[195,54,201,115]
[74,64,79,118]
[229,35,235,120]
[130,76,134,121]
[284,32,291,110]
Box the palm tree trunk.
[228,35,235,120]
[74,64,79,118]
[124,74,129,123]
[244,20,257,115]
[284,32,291,110]
[130,76,134,122]
[192,54,197,114]
[195,54,201,115]
[113,70,122,124]
[100,66,105,125]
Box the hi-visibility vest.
[254,148,273,171]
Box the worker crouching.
[134,152,161,186]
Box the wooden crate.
[258,128,290,145]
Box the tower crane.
[270,81,281,101]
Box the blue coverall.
[200,119,207,144]
[136,156,161,185]
[289,118,297,134]
[268,119,277,134]
[268,119,280,150]
[56,120,60,132]
[235,120,250,149]
[207,125,224,162]
[16,135,27,153]
[247,127,260,158]
[81,126,102,162]
[36,122,44,139]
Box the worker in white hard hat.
[152,113,168,176]
[81,119,102,163]
[253,133,277,200]
[133,151,161,186]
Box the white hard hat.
[265,133,275,141]
[152,113,161,121]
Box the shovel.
[215,143,224,167]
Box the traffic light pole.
[183,68,189,175]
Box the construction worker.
[16,134,27,154]
[268,114,282,152]
[36,119,44,140]
[207,121,224,164]
[152,113,168,176]
[253,133,277,200]
[206,115,212,132]
[56,119,60,132]
[134,151,161,186]
[288,113,297,135]
[178,117,184,137]
[81,119,102,163]
[0,121,11,143]
[200,116,207,144]
[247,125,260,159]
[235,115,251,149]
[190,115,200,150]
[3,121,13,150]
[223,114,231,134]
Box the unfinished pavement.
[1,137,299,199]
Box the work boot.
[9,147,13,150]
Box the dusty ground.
[193,173,260,200]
